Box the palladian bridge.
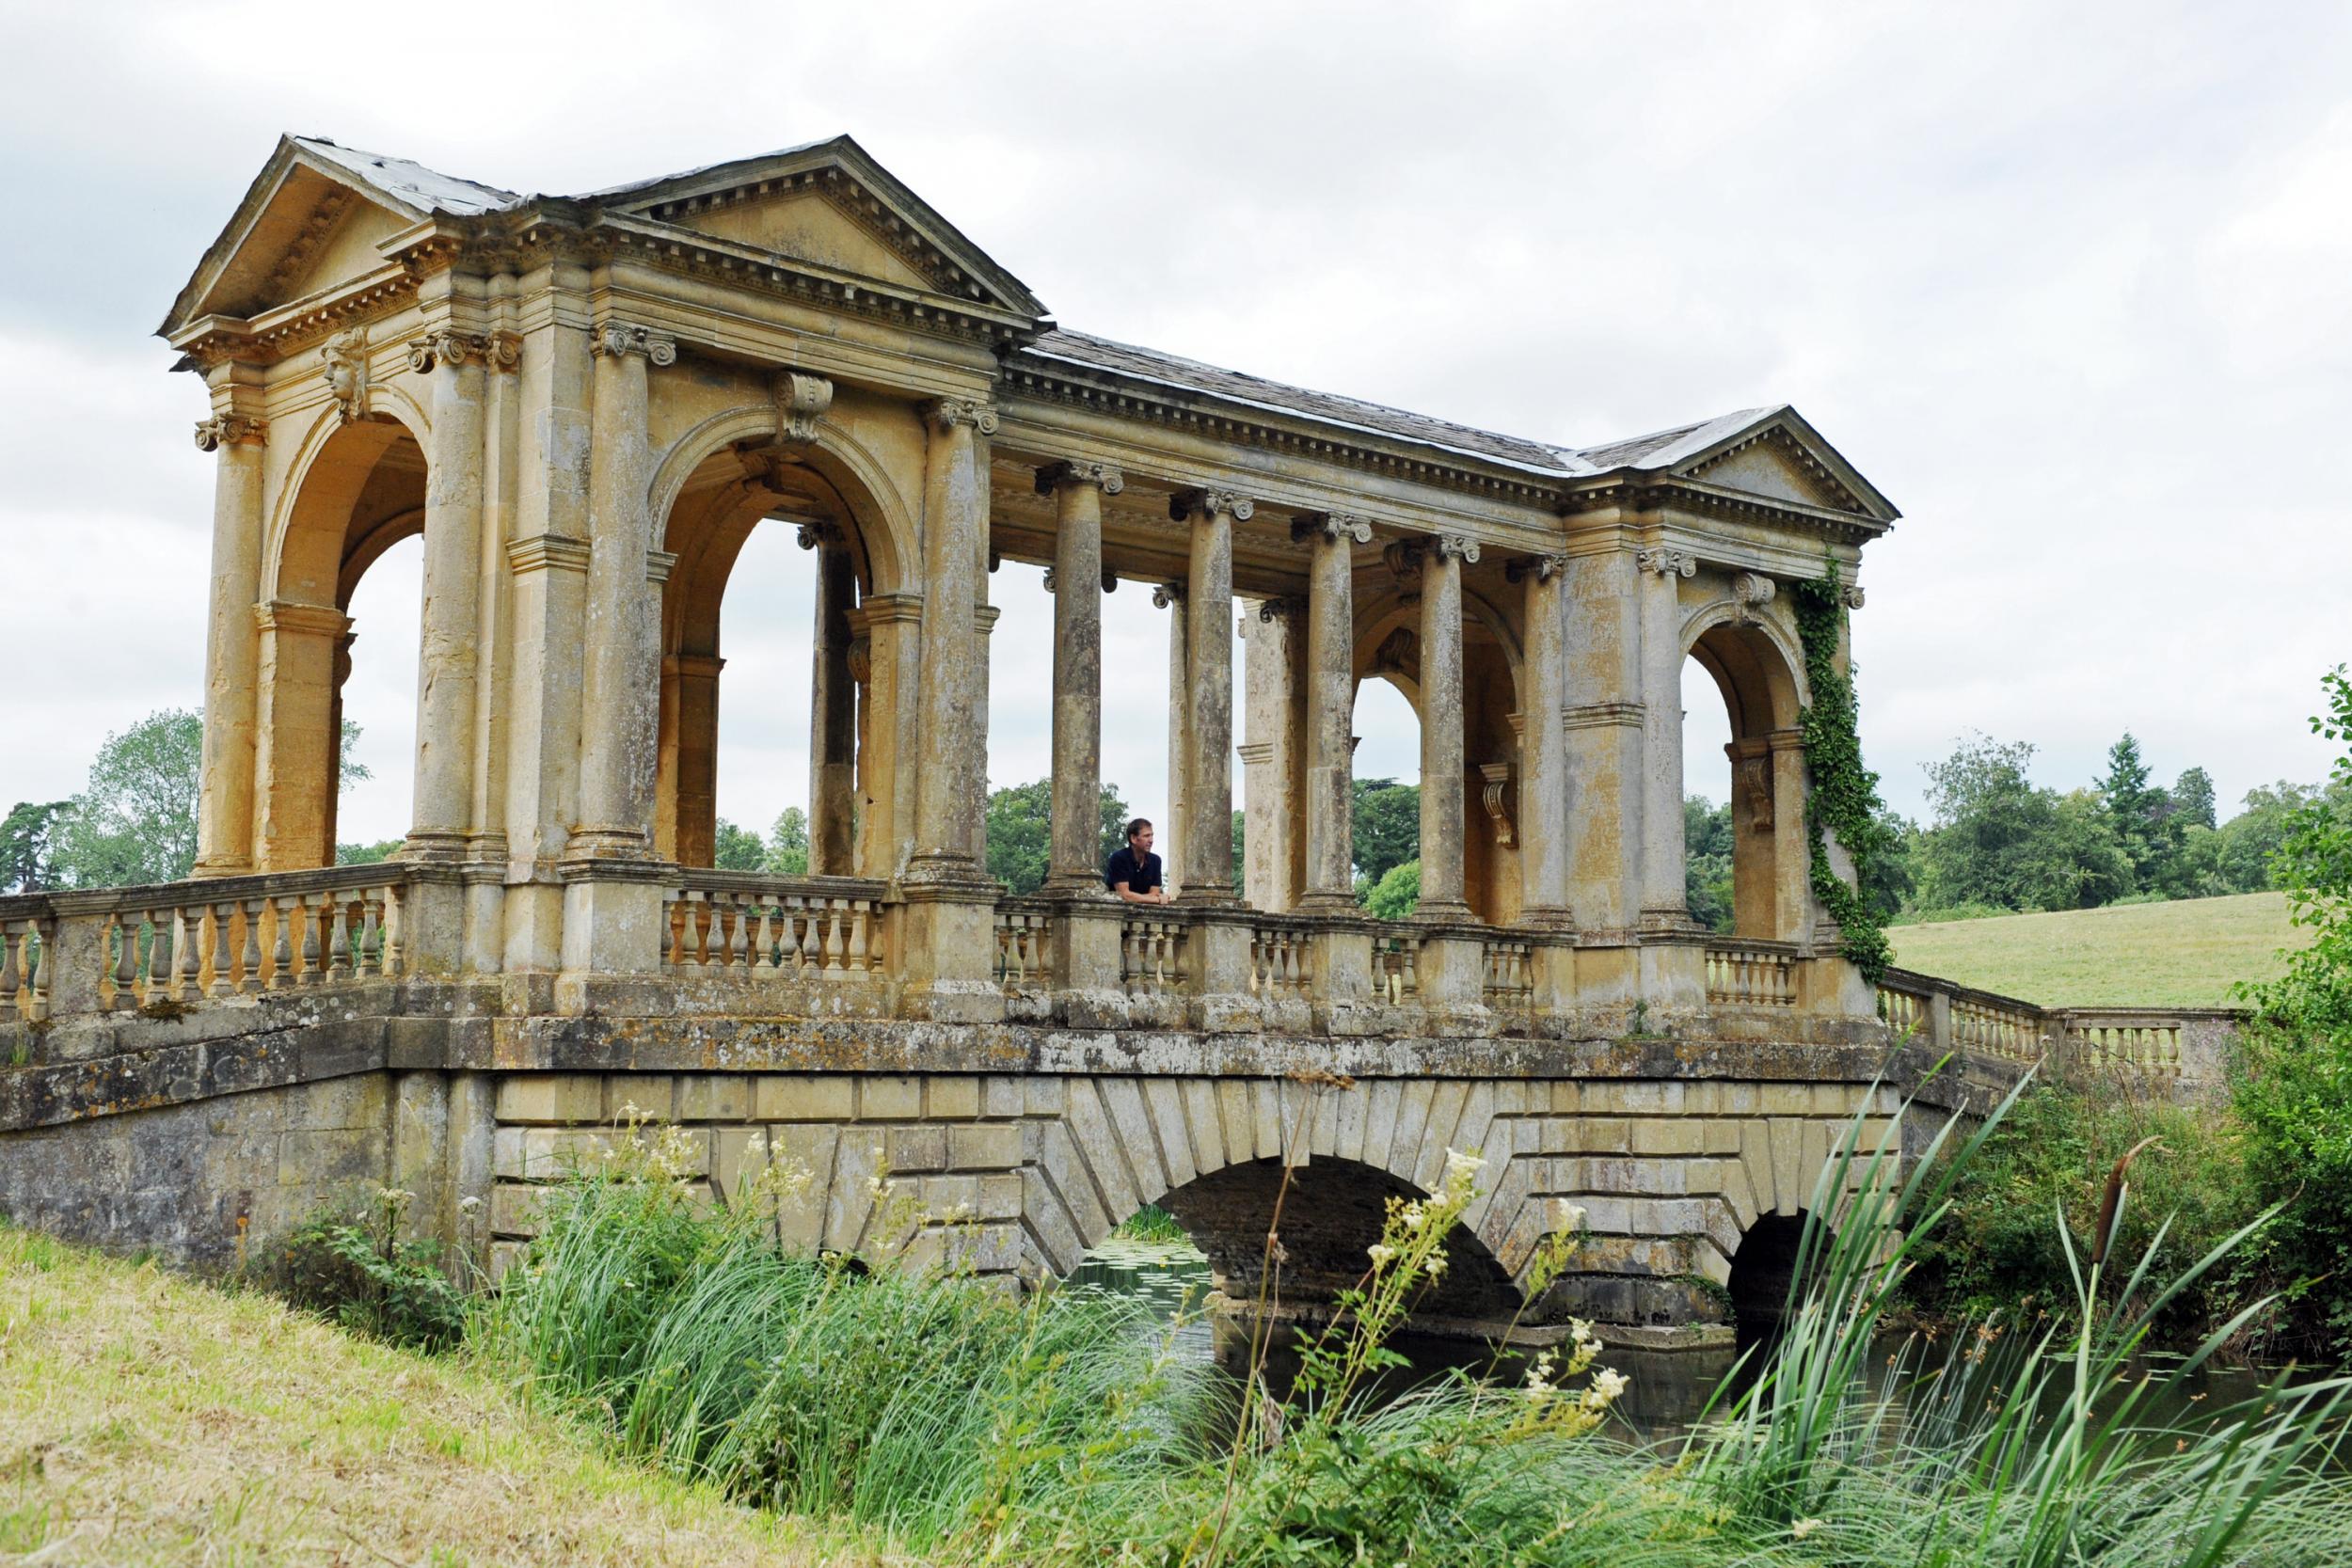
[0,135,2228,1338]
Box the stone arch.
[1024,1076,1538,1324]
[249,404,433,869]
[645,404,918,870]
[1679,593,1814,942]
[1347,583,1529,923]
[1726,1211,1823,1342]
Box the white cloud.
[3,0,2346,845]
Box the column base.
[400,830,470,863]
[900,849,997,895]
[895,886,1007,1023]
[563,827,664,864]
[191,854,255,880]
[556,858,672,984]
[1294,890,1361,915]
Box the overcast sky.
[4,0,2345,850]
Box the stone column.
[404,330,501,861]
[905,397,994,886]
[850,593,922,878]
[192,410,267,878]
[1170,490,1250,903]
[1510,553,1572,926]
[666,654,723,866]
[250,599,353,870]
[1241,596,1307,911]
[1295,514,1370,911]
[1153,581,1188,895]
[1635,546,1694,927]
[803,523,857,876]
[499,266,595,974]
[570,323,674,862]
[1038,460,1122,892]
[1562,534,1645,941]
[1415,533,1479,920]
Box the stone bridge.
[0,133,2237,1338]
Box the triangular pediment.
[592,136,1045,319]
[1647,407,1898,522]
[161,136,518,338]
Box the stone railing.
[1120,913,1190,996]
[1373,929,1422,1004]
[1248,919,1313,1000]
[661,872,888,978]
[1482,935,1535,1013]
[1705,940,1798,1006]
[3,866,408,1026]
[1876,966,2240,1098]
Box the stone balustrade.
[1876,966,2240,1098]
[660,872,888,980]
[1,866,406,1034]
[1704,940,1798,1007]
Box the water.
[1063,1233,2313,1450]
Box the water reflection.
[1062,1231,2308,1452]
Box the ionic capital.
[1429,532,1481,564]
[192,416,266,451]
[1291,512,1373,545]
[1635,546,1696,578]
[1168,488,1254,523]
[1505,552,1568,583]
[1152,581,1185,610]
[593,323,678,366]
[927,396,999,435]
[776,371,834,444]
[1257,595,1307,625]
[1841,582,1866,610]
[1041,565,1120,594]
[1034,458,1125,497]
[796,520,845,552]
[1731,570,1777,624]
[405,328,521,373]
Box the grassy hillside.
[1887,890,2309,1008]
[0,1227,886,1567]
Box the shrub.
[279,1186,470,1352]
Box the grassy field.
[1888,889,2310,1008]
[0,1227,891,1568]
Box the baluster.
[175,908,202,1001]
[821,899,845,974]
[297,895,324,986]
[204,903,234,998]
[268,896,295,990]
[144,908,174,1006]
[747,902,773,974]
[0,925,19,1016]
[327,899,354,980]
[850,902,872,974]
[232,899,262,993]
[25,923,50,1022]
[108,912,139,1011]
[720,895,745,969]
[356,895,383,977]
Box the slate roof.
[292,137,520,217]
[176,137,1892,518]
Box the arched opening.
[1727,1211,1822,1348]
[1683,617,1810,941]
[1349,673,1422,916]
[654,440,906,878]
[335,534,421,860]
[259,414,427,871]
[1343,585,1525,926]
[1157,1156,1518,1325]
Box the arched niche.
[1682,597,1814,942]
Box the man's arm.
[1110,880,1168,906]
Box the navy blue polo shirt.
[1104,845,1163,894]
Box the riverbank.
[0,1225,890,1566]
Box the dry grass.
[1888,890,2311,1007]
[0,1226,905,1568]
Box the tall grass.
[481,1082,2352,1566]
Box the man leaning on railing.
[1104,818,1171,905]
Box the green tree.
[1915,735,2131,912]
[1363,859,1421,921]
[2215,781,2349,894]
[1862,805,1919,921]
[335,839,404,866]
[2232,666,2352,1357]
[1095,783,1133,871]
[49,709,207,887]
[762,807,811,877]
[1352,778,1419,885]
[2097,732,2182,893]
[2169,765,2218,831]
[712,818,766,871]
[983,782,1052,895]
[0,800,72,893]
[1683,795,1734,933]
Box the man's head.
[1126,817,1154,854]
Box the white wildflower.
[1367,1243,1397,1268]
[1791,1518,1825,1541]
[458,1196,485,1215]
[1440,1148,1484,1188]
[1422,1249,1449,1279]
[1580,1367,1628,1413]
[1400,1205,1427,1233]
